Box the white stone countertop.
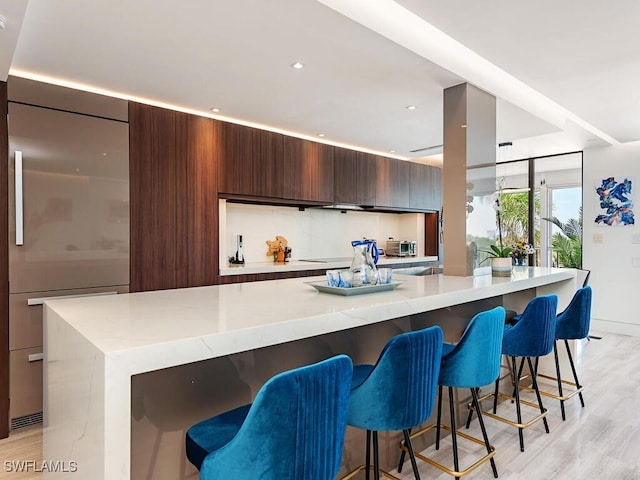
[219,255,439,276]
[44,266,575,376]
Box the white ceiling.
[1,0,638,163]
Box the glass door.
[534,154,583,268]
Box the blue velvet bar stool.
[469,294,558,453]
[185,354,353,480]
[398,306,505,479]
[343,325,443,480]
[536,286,592,420]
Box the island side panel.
[130,317,414,480]
[44,305,106,479]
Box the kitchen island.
[43,267,576,479]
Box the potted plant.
[483,195,514,276]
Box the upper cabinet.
[333,151,378,206]
[194,112,442,211]
[220,123,284,198]
[283,137,334,203]
[333,148,358,205]
[409,162,442,211]
[375,156,410,209]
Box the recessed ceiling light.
[317,133,325,137]
[210,107,220,113]
[406,105,416,110]
[290,62,304,69]
[389,150,396,153]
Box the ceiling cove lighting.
[317,0,619,146]
[8,69,409,162]
[290,62,304,69]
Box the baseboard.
[590,318,640,337]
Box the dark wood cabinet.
[334,150,377,206]
[283,137,334,202]
[355,152,377,206]
[130,103,220,292]
[375,157,410,209]
[217,118,440,210]
[375,156,392,207]
[220,123,284,198]
[333,148,358,204]
[176,112,221,287]
[336,152,431,209]
[425,165,442,211]
[256,130,284,198]
[129,103,443,294]
[409,162,442,211]
[130,103,180,292]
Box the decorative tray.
[304,281,404,296]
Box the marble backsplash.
[220,201,425,264]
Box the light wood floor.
[392,330,640,480]
[0,330,638,479]
[0,425,42,480]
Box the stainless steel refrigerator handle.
[27,291,119,306]
[15,151,24,246]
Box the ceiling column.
[442,83,496,276]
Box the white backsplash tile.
[222,202,424,263]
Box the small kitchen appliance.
[385,240,417,257]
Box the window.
[496,152,583,268]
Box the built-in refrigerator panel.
[8,102,129,294]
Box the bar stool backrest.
[555,286,592,340]
[439,306,506,388]
[502,295,558,358]
[347,326,443,432]
[199,354,353,480]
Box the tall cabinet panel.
[129,103,179,291]
[129,103,220,292]
[7,86,129,427]
[0,82,8,439]
[175,112,221,287]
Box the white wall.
[220,201,426,263]
[583,141,640,336]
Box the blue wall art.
[595,177,634,226]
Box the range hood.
[320,204,367,211]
